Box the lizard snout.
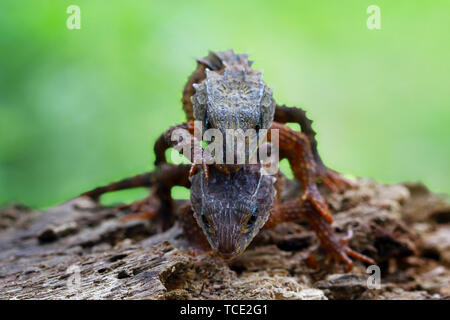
[212,222,247,260]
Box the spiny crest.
[191,51,275,132]
[214,49,254,69]
[205,68,264,110]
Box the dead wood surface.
[0,178,449,300]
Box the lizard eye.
[201,207,210,228]
[247,206,258,227]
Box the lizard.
[82,50,375,271]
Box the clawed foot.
[116,195,159,223]
[189,159,210,181]
[316,165,356,193]
[189,149,217,182]
[189,155,232,182]
[304,208,376,272]
[320,229,376,272]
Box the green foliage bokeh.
[0,0,449,208]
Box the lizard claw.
[323,229,375,272]
[189,146,217,182]
[189,158,210,182]
[322,235,376,272]
[341,229,354,244]
[302,203,376,272]
[344,247,376,266]
[317,166,355,193]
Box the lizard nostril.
[215,229,238,257]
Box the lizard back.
[182,50,275,133]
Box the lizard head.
[191,54,276,135]
[190,165,276,259]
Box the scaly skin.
[81,50,375,271]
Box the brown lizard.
[82,50,375,271]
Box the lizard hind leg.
[266,199,376,272]
[274,105,355,193]
[302,208,375,272]
[81,164,191,232]
[118,188,159,223]
[269,122,333,223]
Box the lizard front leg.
[153,121,217,181]
[268,122,333,223]
[265,199,375,271]
[81,163,191,231]
[274,105,354,192]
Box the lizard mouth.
[211,236,249,260]
[216,252,236,260]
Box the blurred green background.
[0,0,449,209]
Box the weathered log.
[0,178,449,299]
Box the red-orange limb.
[81,164,191,231]
[120,211,157,223]
[266,199,376,271]
[268,122,333,223]
[153,120,228,183]
[274,105,355,193]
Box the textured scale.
[190,164,277,258]
[184,50,275,134]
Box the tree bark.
[0,179,449,299]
